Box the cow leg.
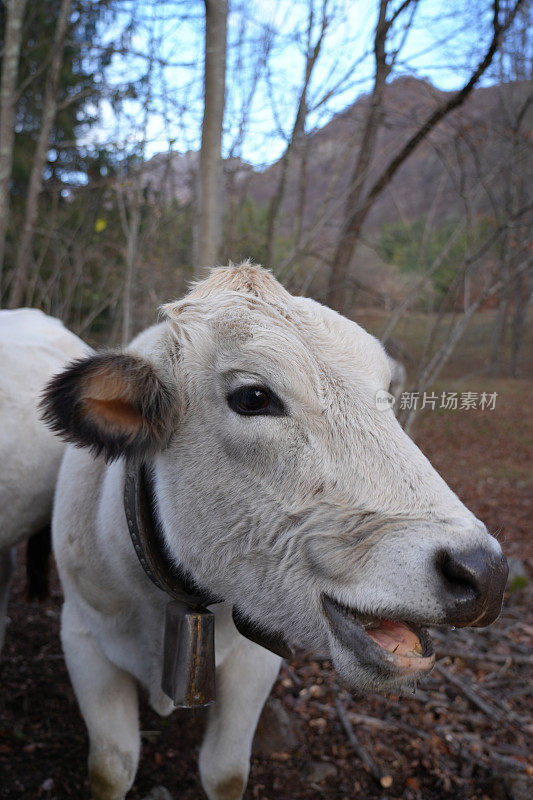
[0,546,16,654]
[61,601,140,800]
[199,637,281,800]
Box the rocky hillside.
[142,76,531,251]
[245,76,531,241]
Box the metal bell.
[161,600,216,708]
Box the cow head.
[42,264,507,691]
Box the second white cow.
[42,264,507,800]
[0,309,87,652]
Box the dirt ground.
[1,378,531,800]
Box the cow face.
[42,264,507,691]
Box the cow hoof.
[89,746,136,800]
[211,774,246,800]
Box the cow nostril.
[435,546,508,627]
[436,550,480,598]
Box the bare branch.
[326,0,526,312]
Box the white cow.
[41,264,507,800]
[0,309,87,651]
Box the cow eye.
[227,386,283,416]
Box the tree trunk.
[9,0,72,308]
[117,188,141,347]
[292,134,310,254]
[0,0,27,301]
[510,272,532,377]
[326,0,391,313]
[195,0,228,273]
[488,277,511,376]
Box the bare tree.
[223,14,273,260]
[195,0,228,272]
[326,0,526,313]
[8,0,72,308]
[116,175,142,346]
[266,0,329,267]
[0,0,27,299]
[488,3,532,376]
[381,185,532,435]
[400,251,531,434]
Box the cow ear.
[40,352,174,462]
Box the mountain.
[142,76,531,249]
[245,76,532,242]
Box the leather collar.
[124,463,292,659]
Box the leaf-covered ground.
[1,378,531,800]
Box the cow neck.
[124,463,220,607]
[123,463,293,660]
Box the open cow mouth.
[321,594,435,682]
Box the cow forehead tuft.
[187,261,293,304]
[160,262,390,387]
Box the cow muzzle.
[435,546,509,627]
[321,538,508,691]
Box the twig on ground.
[335,697,393,788]
[435,728,532,773]
[435,664,504,722]
[347,711,431,740]
[436,649,532,666]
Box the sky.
[86,0,505,169]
